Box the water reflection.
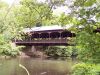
[0,58,72,75]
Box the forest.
[0,0,100,75]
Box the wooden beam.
[15,38,71,46]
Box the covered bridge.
[15,25,75,46]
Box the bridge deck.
[15,38,71,46]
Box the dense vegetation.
[70,0,100,63]
[0,0,100,74]
[43,46,76,57]
[68,0,100,74]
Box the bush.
[1,43,24,57]
[72,63,93,75]
[44,46,71,57]
[2,47,20,57]
[71,63,100,75]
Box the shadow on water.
[0,58,74,75]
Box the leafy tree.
[59,0,100,63]
[0,1,23,56]
[73,0,100,63]
[14,0,53,28]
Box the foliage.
[14,0,54,28]
[0,0,8,9]
[0,0,99,62]
[72,63,93,75]
[0,32,24,57]
[57,0,100,63]
[0,1,23,56]
[76,31,100,63]
[0,34,23,57]
[59,13,73,25]
[73,0,100,63]
[0,0,67,56]
[72,63,100,75]
[57,0,100,74]
[44,46,73,57]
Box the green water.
[0,58,73,75]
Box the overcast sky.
[3,0,15,5]
[2,0,69,16]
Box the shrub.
[1,43,24,57]
[44,46,71,57]
[72,63,100,75]
[72,63,95,75]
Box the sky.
[2,0,46,5]
[3,0,15,5]
[2,0,69,16]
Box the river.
[0,58,74,75]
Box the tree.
[14,0,53,28]
[0,1,22,56]
[59,0,100,63]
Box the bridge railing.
[15,38,68,43]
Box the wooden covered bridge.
[15,25,75,46]
[14,25,100,46]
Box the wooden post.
[31,46,36,52]
[48,32,51,40]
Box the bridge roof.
[23,25,73,33]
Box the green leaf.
[84,0,96,7]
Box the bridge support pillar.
[31,46,36,52]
